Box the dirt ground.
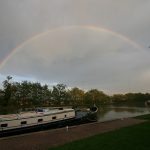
[0,118,146,150]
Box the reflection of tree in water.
[112,107,138,113]
[97,106,150,120]
[97,107,110,118]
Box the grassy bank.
[49,114,150,150]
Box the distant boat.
[0,106,98,137]
[145,100,150,106]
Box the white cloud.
[1,27,149,93]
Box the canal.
[98,106,150,122]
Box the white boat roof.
[0,108,74,122]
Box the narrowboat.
[145,100,150,106]
[0,106,98,137]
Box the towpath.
[0,118,146,150]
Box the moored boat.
[0,106,98,137]
[145,100,150,106]
[0,107,75,136]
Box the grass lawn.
[135,113,150,120]
[49,114,150,150]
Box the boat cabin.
[0,108,75,132]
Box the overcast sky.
[0,0,150,94]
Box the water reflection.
[98,106,150,122]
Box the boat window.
[1,123,8,127]
[64,115,67,118]
[38,118,43,122]
[52,116,56,120]
[36,108,44,112]
[21,121,27,125]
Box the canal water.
[98,106,150,122]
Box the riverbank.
[50,114,150,150]
[0,118,146,150]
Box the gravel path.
[0,118,146,150]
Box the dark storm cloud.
[1,0,150,93]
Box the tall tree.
[52,84,68,105]
[84,89,109,105]
[41,84,52,106]
[2,76,13,106]
[70,87,84,106]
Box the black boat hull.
[0,111,97,137]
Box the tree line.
[0,76,150,114]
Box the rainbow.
[0,25,143,70]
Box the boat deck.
[0,108,74,121]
